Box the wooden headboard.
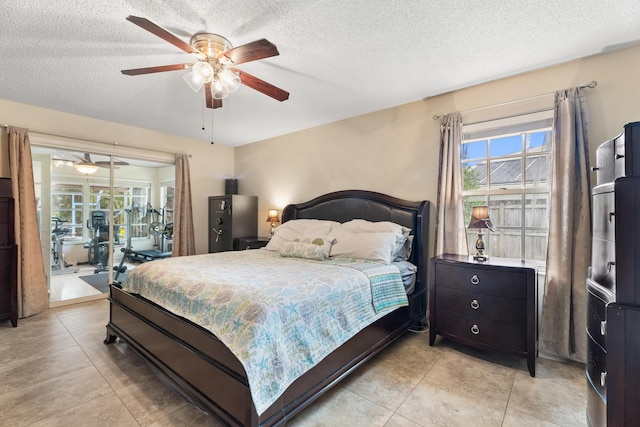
[281,189,430,327]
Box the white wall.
[236,44,640,250]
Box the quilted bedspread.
[122,249,408,415]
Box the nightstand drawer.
[436,308,527,353]
[435,286,526,325]
[435,262,526,299]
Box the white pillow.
[329,229,399,264]
[340,219,412,261]
[341,219,411,236]
[265,219,339,251]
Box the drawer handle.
[616,154,625,160]
[470,324,480,335]
[600,320,607,336]
[591,166,600,172]
[609,211,615,222]
[600,371,607,387]
[470,275,480,285]
[470,299,480,310]
[607,261,616,273]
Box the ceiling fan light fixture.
[183,62,214,92]
[211,79,229,99]
[219,68,241,93]
[74,164,100,175]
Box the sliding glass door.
[31,146,174,306]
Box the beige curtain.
[7,127,48,318]
[435,112,469,256]
[172,153,196,256]
[539,88,591,362]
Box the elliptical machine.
[81,210,119,274]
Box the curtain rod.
[431,80,597,121]
[1,124,191,158]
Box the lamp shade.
[74,163,100,175]
[467,205,496,231]
[266,209,280,223]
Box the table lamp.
[467,205,496,261]
[266,209,280,238]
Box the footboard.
[106,285,418,426]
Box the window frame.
[460,110,553,262]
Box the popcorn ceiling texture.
[1,0,639,146]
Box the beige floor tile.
[343,356,425,411]
[0,299,590,426]
[288,386,393,427]
[0,365,113,427]
[423,346,517,404]
[112,366,190,426]
[384,413,423,427]
[501,406,563,427]
[375,330,444,373]
[0,327,75,365]
[508,358,587,426]
[147,403,226,427]
[0,346,93,395]
[396,377,506,427]
[27,392,140,427]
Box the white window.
[461,111,553,262]
[51,180,150,242]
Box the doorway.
[31,146,175,306]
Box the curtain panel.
[539,87,591,362]
[434,112,469,256]
[172,153,196,256]
[7,127,48,318]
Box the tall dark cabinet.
[208,195,257,253]
[0,178,17,327]
[587,121,640,426]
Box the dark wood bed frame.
[104,189,430,426]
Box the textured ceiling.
[2,1,640,147]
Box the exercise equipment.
[113,206,172,286]
[80,210,120,274]
[51,217,78,275]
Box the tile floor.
[0,301,587,426]
[49,262,135,305]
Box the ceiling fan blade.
[126,16,203,57]
[232,69,289,102]
[95,161,129,167]
[121,63,191,75]
[221,39,279,65]
[205,82,223,109]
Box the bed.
[104,189,430,426]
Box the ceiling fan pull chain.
[202,101,205,131]
[211,110,215,145]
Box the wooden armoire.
[0,178,17,327]
[587,121,640,426]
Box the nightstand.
[234,237,270,250]
[429,254,538,376]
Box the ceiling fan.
[53,153,129,174]
[73,153,129,168]
[121,16,289,109]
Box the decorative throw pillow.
[279,237,335,261]
[265,219,339,252]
